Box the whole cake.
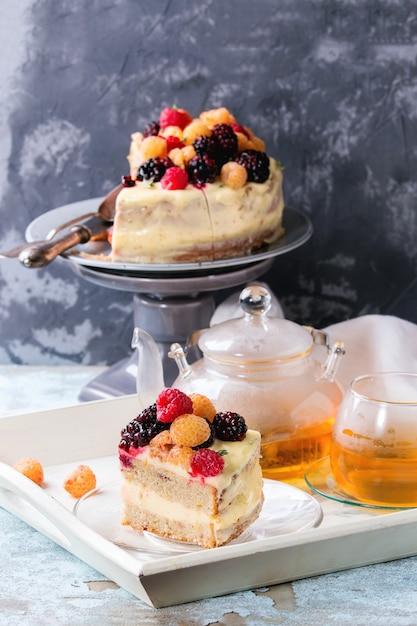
[111,106,284,264]
[118,388,264,548]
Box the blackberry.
[186,154,218,187]
[121,174,136,187]
[213,411,248,442]
[119,404,169,450]
[193,419,215,450]
[137,157,172,182]
[211,123,238,165]
[143,120,160,137]
[235,149,270,183]
[193,135,218,159]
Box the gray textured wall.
[1,0,417,366]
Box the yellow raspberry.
[140,135,168,161]
[181,145,197,163]
[250,136,266,152]
[13,457,44,486]
[167,445,195,470]
[63,465,96,498]
[170,414,211,448]
[149,430,173,448]
[182,120,211,145]
[168,147,186,168]
[160,125,183,139]
[220,162,248,189]
[189,393,217,422]
[235,131,251,152]
[199,107,236,129]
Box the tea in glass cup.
[330,372,417,507]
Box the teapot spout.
[131,327,165,409]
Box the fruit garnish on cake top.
[110,105,285,264]
[123,105,274,190]
[118,388,248,479]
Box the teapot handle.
[303,326,345,382]
[168,343,193,379]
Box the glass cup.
[330,372,417,507]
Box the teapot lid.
[198,285,313,363]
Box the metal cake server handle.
[0,184,122,268]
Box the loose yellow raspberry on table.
[170,414,212,448]
[189,393,217,422]
[63,464,97,498]
[13,457,44,486]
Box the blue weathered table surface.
[2,366,417,626]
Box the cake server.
[0,184,122,268]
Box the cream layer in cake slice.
[111,159,284,264]
[119,430,263,549]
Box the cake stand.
[26,200,312,401]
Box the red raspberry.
[160,107,192,130]
[165,135,185,152]
[231,123,250,139]
[190,448,225,478]
[156,388,193,423]
[160,166,189,190]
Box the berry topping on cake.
[193,135,218,159]
[190,448,225,478]
[199,107,236,129]
[143,120,160,137]
[167,445,195,469]
[121,174,136,187]
[137,157,172,183]
[160,106,193,130]
[220,162,248,189]
[139,135,168,161]
[211,123,238,165]
[156,388,193,423]
[231,123,250,139]
[186,154,218,187]
[165,135,185,152]
[160,166,189,190]
[170,414,212,448]
[63,464,97,498]
[213,411,248,441]
[189,393,217,422]
[235,149,270,183]
[13,457,44,486]
[119,404,169,450]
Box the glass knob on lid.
[198,285,314,363]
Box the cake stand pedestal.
[70,258,275,401]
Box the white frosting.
[111,160,284,263]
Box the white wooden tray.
[1,394,417,608]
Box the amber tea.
[330,372,417,507]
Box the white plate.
[26,199,312,275]
[73,478,323,555]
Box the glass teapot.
[132,285,345,480]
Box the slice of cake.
[118,389,264,549]
[110,106,285,264]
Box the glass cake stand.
[26,199,312,401]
